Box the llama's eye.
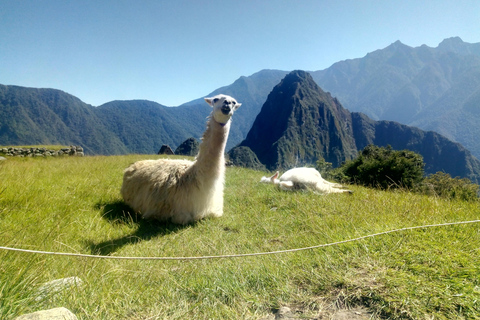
[213,98,219,103]
[231,101,236,105]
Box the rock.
[227,146,266,170]
[1,146,84,157]
[14,307,77,320]
[275,307,296,319]
[175,137,200,156]
[158,144,175,155]
[36,277,83,301]
[260,307,297,320]
[0,156,6,161]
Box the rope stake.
[1,220,479,261]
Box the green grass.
[1,155,479,319]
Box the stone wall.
[0,146,85,157]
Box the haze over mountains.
[1,37,480,181]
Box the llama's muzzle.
[221,106,231,115]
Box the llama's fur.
[261,167,352,194]
[121,94,241,224]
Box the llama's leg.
[171,211,196,225]
[279,181,294,191]
[315,182,353,194]
[208,180,224,217]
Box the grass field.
[1,155,479,319]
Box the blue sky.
[1,0,479,106]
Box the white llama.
[261,167,352,194]
[121,94,241,224]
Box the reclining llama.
[261,167,352,194]
[121,94,241,224]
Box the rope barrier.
[1,220,479,261]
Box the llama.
[121,94,241,224]
[261,167,352,194]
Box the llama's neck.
[194,117,230,173]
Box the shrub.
[339,145,425,190]
[315,157,333,177]
[418,172,479,201]
[316,157,348,183]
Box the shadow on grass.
[87,200,189,256]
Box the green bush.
[316,157,348,183]
[418,172,479,201]
[339,145,425,190]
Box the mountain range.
[311,37,480,161]
[1,37,480,180]
[233,70,480,183]
[177,37,480,159]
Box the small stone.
[14,307,78,320]
[275,307,296,319]
[36,277,83,301]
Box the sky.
[1,0,479,107]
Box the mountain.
[0,85,127,155]
[178,69,289,150]
[94,100,200,154]
[234,71,480,183]
[0,85,204,155]
[2,37,480,163]
[237,71,357,169]
[0,68,286,154]
[311,37,480,159]
[0,69,286,155]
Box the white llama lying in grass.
[121,94,241,224]
[261,167,352,194]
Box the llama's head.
[260,171,280,184]
[204,94,241,125]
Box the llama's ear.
[204,97,214,107]
[272,171,279,180]
[234,102,242,110]
[266,171,279,183]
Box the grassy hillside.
[0,156,479,319]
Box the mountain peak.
[436,37,473,55]
[239,70,356,169]
[283,69,311,81]
[276,70,331,101]
[438,36,464,47]
[388,40,410,50]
